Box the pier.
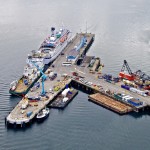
[6,32,150,127]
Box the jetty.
[6,32,150,127]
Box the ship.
[9,26,72,96]
[27,27,71,65]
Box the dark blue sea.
[0,0,150,150]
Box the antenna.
[86,21,87,33]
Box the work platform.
[6,32,150,128]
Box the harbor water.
[0,0,150,149]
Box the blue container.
[24,79,28,85]
[127,99,143,106]
[26,111,33,117]
[121,85,130,90]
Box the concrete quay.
[6,32,150,127]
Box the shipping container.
[114,93,123,100]
[129,87,137,93]
[124,96,133,102]
[122,95,132,101]
[127,98,143,107]
[121,85,130,90]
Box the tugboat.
[36,107,50,122]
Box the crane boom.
[31,61,47,96]
[31,62,45,77]
[121,60,133,75]
[119,60,135,81]
[134,70,150,81]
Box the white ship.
[27,27,72,65]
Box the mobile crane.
[119,60,135,81]
[31,62,47,96]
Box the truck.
[114,93,125,101]
[49,72,57,80]
[21,100,29,109]
[72,72,78,76]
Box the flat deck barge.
[49,88,78,109]
[88,93,133,115]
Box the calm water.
[0,0,150,150]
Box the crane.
[134,70,150,81]
[31,61,47,96]
[119,60,135,81]
[121,60,133,75]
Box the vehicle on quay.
[62,62,72,66]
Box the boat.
[9,62,44,95]
[9,26,72,95]
[27,27,72,65]
[36,107,50,121]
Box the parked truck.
[49,72,57,80]
[72,72,78,76]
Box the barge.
[88,93,133,115]
[49,88,78,109]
